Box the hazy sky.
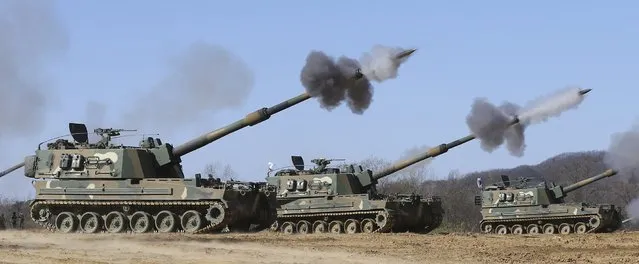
[1,1,637,199]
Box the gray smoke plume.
[500,102,526,157]
[300,45,414,114]
[466,87,588,156]
[122,41,254,132]
[85,101,107,143]
[627,198,639,223]
[0,0,68,139]
[465,99,514,154]
[604,120,639,182]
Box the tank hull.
[270,194,443,234]
[479,203,622,235]
[29,179,275,234]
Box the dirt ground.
[0,230,638,264]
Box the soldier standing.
[18,212,24,229]
[0,214,5,230]
[10,212,17,229]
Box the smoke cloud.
[466,87,588,156]
[122,41,254,132]
[604,120,639,182]
[84,101,107,143]
[627,198,639,223]
[0,0,68,139]
[500,102,526,157]
[300,45,415,114]
[517,87,587,126]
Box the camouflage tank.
[12,92,320,234]
[264,131,492,234]
[265,156,436,234]
[474,169,623,234]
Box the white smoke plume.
[627,198,639,223]
[518,86,587,126]
[466,86,589,156]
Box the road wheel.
[281,221,295,234]
[180,210,203,233]
[55,212,77,233]
[527,224,540,234]
[296,221,311,234]
[345,219,360,234]
[574,222,587,234]
[559,223,572,234]
[80,212,102,233]
[329,221,343,234]
[511,225,524,235]
[543,224,555,234]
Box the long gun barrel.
[562,169,617,194]
[372,114,523,180]
[0,162,25,178]
[372,88,592,180]
[372,135,475,180]
[172,93,312,157]
[172,49,419,158]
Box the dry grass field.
[0,229,638,264]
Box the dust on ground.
[1,229,638,264]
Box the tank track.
[29,200,234,234]
[269,209,397,234]
[479,214,620,235]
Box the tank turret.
[475,168,622,235]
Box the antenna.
[267,162,275,177]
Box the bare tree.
[203,161,238,181]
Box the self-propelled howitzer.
[21,92,322,234]
[475,169,622,235]
[265,140,466,235]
